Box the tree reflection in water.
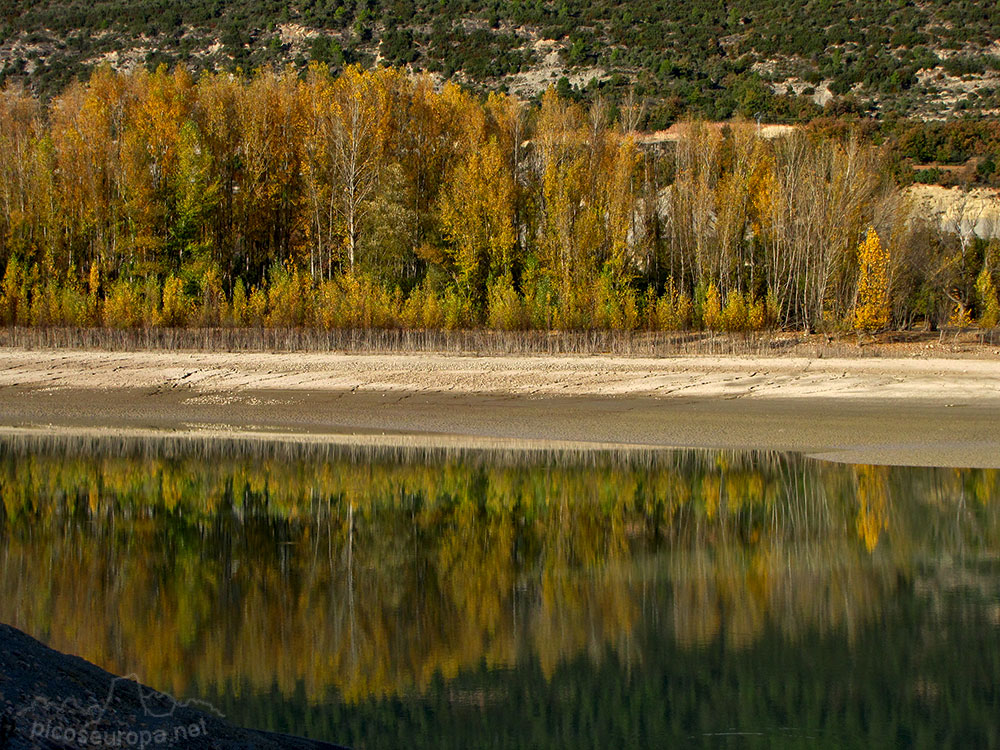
[0,436,997,746]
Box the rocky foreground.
[0,624,346,749]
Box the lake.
[0,435,997,748]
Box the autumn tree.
[0,87,46,271]
[976,266,1000,328]
[48,67,130,275]
[192,71,242,278]
[328,65,391,271]
[854,227,891,332]
[439,138,516,308]
[233,67,304,282]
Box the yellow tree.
[120,66,194,270]
[0,87,44,268]
[853,226,890,332]
[855,465,889,552]
[975,267,999,328]
[328,65,391,271]
[397,76,484,266]
[234,67,304,279]
[300,64,337,279]
[603,134,640,285]
[193,71,242,276]
[49,67,130,274]
[536,88,588,298]
[439,137,516,305]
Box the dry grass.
[0,326,998,358]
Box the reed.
[4,324,998,356]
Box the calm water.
[1,436,998,748]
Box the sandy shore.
[1,349,999,467]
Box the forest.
[0,65,999,335]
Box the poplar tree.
[439,137,516,306]
[853,227,891,332]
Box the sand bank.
[1,349,998,467]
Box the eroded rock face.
[0,624,346,750]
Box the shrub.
[104,279,143,328]
[158,275,189,327]
[702,282,722,331]
[59,279,91,326]
[231,279,249,326]
[590,273,639,331]
[720,291,749,332]
[248,287,269,326]
[486,275,526,330]
[401,282,445,329]
[748,295,766,331]
[764,289,781,328]
[29,282,59,327]
[198,267,228,326]
[441,287,471,330]
[0,257,29,325]
[521,262,557,330]
[141,276,161,327]
[976,268,999,328]
[316,273,401,329]
[267,264,312,327]
[653,280,693,331]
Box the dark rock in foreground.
[0,624,347,749]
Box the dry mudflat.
[1,349,999,467]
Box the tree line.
[0,65,998,334]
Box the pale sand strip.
[1,350,999,400]
[0,349,998,467]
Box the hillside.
[3,0,1000,122]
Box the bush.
[521,262,557,330]
[197,267,228,326]
[720,291,749,332]
[29,282,59,327]
[702,282,722,331]
[316,273,401,329]
[401,282,445,329]
[976,268,999,328]
[0,257,29,325]
[486,275,527,330]
[59,279,92,326]
[104,279,143,328]
[591,273,639,331]
[651,280,693,331]
[267,264,313,328]
[247,287,268,327]
[231,279,249,326]
[158,275,188,327]
[441,287,471,330]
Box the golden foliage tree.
[976,267,999,328]
[439,138,516,307]
[853,227,891,332]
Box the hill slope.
[3,0,1000,120]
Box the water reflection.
[0,436,998,746]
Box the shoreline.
[1,349,999,468]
